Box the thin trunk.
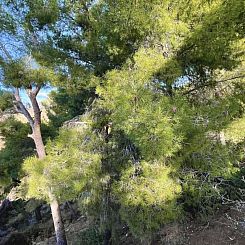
[32,125,46,159]
[49,192,68,245]
[32,124,67,245]
[26,89,67,245]
[102,127,112,245]
[166,82,173,97]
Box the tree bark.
[49,192,68,245]
[32,125,46,159]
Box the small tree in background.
[0,49,67,244]
[23,124,102,214]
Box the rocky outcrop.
[62,115,89,129]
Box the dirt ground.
[152,205,245,245]
[1,203,245,245]
[186,207,245,245]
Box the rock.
[8,213,25,227]
[0,232,29,245]
[0,229,8,238]
[35,236,42,243]
[40,204,51,215]
[0,199,11,213]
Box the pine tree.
[0,0,244,243]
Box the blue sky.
[20,87,54,105]
[0,83,54,104]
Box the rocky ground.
[0,196,245,245]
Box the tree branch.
[32,85,42,96]
[183,74,245,95]
[13,88,34,128]
[27,86,42,125]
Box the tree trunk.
[32,125,46,159]
[28,91,67,245]
[49,192,68,245]
[32,125,67,245]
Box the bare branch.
[13,88,34,128]
[32,85,42,96]
[26,87,42,125]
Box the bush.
[114,161,182,238]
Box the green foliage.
[23,126,102,201]
[0,3,15,32]
[68,0,161,74]
[0,118,34,187]
[178,0,245,82]
[0,90,13,112]
[25,0,59,30]
[114,161,182,237]
[1,0,245,242]
[180,134,239,177]
[181,173,221,221]
[2,60,59,88]
[224,116,245,144]
[46,87,95,128]
[74,226,103,245]
[97,48,191,160]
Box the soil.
[186,207,245,245]
[0,201,245,245]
